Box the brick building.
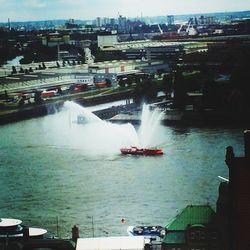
[225,130,250,249]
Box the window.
[190,232,195,240]
[201,232,206,240]
[211,231,217,240]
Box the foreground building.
[76,236,145,250]
[225,130,250,250]
[162,205,218,250]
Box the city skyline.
[0,0,250,22]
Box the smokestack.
[244,130,250,160]
[8,18,11,30]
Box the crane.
[158,24,163,34]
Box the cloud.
[24,0,47,8]
[0,0,250,22]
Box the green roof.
[165,205,215,231]
[163,231,186,244]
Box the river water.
[0,101,244,239]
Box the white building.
[75,75,94,86]
[97,34,118,49]
[76,236,145,250]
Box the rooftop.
[76,236,145,250]
[165,205,216,231]
[162,205,216,245]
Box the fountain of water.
[138,104,165,148]
[49,101,164,155]
[49,101,138,155]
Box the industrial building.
[40,32,71,47]
[97,33,118,49]
[121,45,184,61]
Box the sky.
[0,0,250,22]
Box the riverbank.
[110,108,250,127]
[1,96,249,128]
[1,84,249,127]
[0,89,133,125]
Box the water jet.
[49,101,164,155]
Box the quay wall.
[0,90,133,125]
[75,90,133,107]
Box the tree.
[221,55,235,74]
[228,64,250,113]
[34,91,43,104]
[19,67,24,73]
[118,78,126,87]
[4,90,9,100]
[42,62,46,69]
[162,73,173,97]
[150,73,155,80]
[20,43,58,63]
[105,78,112,87]
[11,66,17,74]
[126,77,133,86]
[157,69,164,77]
[57,87,62,95]
[199,63,215,84]
[18,96,25,107]
[173,70,187,109]
[133,79,158,104]
[131,74,141,85]
[134,82,144,104]
[144,79,158,102]
[202,79,216,109]
[230,64,249,93]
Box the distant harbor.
[0,7,249,249]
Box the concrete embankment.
[0,90,133,125]
[75,90,133,106]
[0,102,60,125]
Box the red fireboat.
[120,146,163,156]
